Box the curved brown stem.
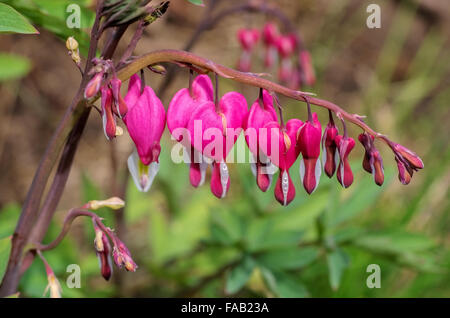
[117,49,385,143]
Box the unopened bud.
[66,36,79,51]
[148,64,166,75]
[88,197,125,210]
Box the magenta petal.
[192,74,214,102]
[124,74,141,114]
[125,86,166,165]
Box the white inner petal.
[299,158,305,183]
[281,170,289,206]
[312,159,322,194]
[219,162,229,198]
[127,149,142,191]
[102,112,110,141]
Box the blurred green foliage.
[0,0,449,298]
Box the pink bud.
[110,77,128,118]
[299,50,315,86]
[335,135,355,188]
[392,143,424,170]
[276,35,295,58]
[101,86,116,140]
[297,113,322,194]
[395,157,412,185]
[322,121,339,178]
[113,238,138,272]
[84,72,104,99]
[358,133,384,186]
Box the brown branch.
[117,49,386,143]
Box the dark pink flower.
[321,116,339,178]
[124,74,166,192]
[167,75,213,187]
[391,142,424,170]
[100,86,117,140]
[263,119,303,206]
[335,135,355,188]
[84,71,104,99]
[262,22,279,67]
[94,227,113,281]
[237,28,260,72]
[245,89,278,192]
[297,112,322,194]
[110,77,128,118]
[358,133,384,186]
[187,92,248,198]
[299,50,315,86]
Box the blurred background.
[0,0,449,297]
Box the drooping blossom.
[263,119,303,206]
[245,89,278,192]
[299,50,315,86]
[167,75,213,187]
[187,92,248,198]
[321,112,339,178]
[237,28,260,72]
[112,238,138,272]
[100,86,117,140]
[335,134,356,188]
[110,77,128,118]
[93,225,113,281]
[297,112,322,194]
[276,35,296,83]
[390,142,423,185]
[123,74,166,192]
[262,22,279,67]
[358,133,384,186]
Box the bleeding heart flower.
[187,92,248,198]
[335,135,355,188]
[84,71,104,99]
[100,86,117,140]
[93,226,113,281]
[358,133,384,186]
[262,22,279,67]
[297,112,322,194]
[299,50,315,86]
[123,74,166,192]
[263,119,303,206]
[237,28,260,72]
[245,89,278,192]
[321,114,339,178]
[391,142,424,170]
[167,75,213,187]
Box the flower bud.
[110,78,128,118]
[66,36,79,51]
[237,28,260,51]
[101,86,117,140]
[321,120,339,178]
[84,72,104,99]
[297,113,322,194]
[395,157,412,185]
[276,35,295,58]
[262,22,278,46]
[113,238,138,272]
[88,197,125,210]
[299,50,315,86]
[391,143,424,170]
[358,133,384,186]
[335,135,355,188]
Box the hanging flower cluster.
[84,68,424,207]
[237,22,316,90]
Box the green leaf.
[353,231,436,255]
[0,3,38,34]
[0,53,31,81]
[0,236,12,282]
[187,0,205,6]
[225,257,255,294]
[262,270,309,298]
[256,247,320,271]
[326,248,349,290]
